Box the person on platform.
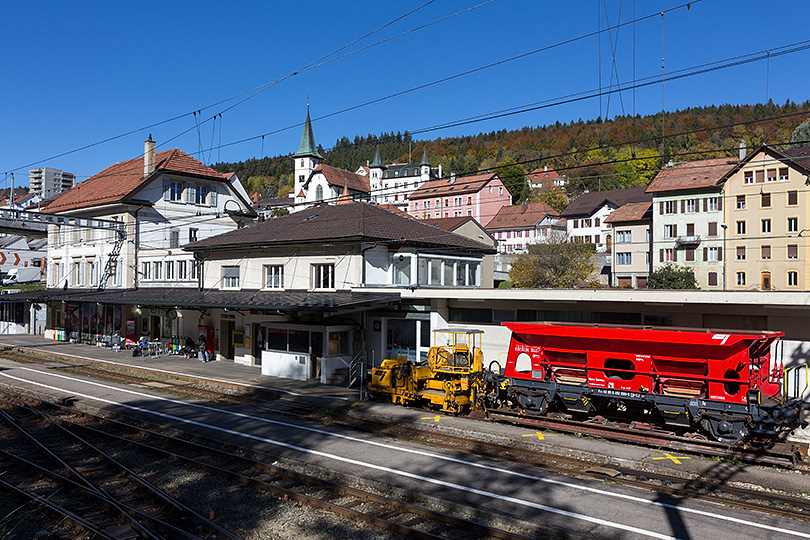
[197,336,207,362]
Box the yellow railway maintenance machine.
[369,329,485,414]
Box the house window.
[414,202,419,211]
[142,262,151,280]
[744,171,754,184]
[315,185,324,202]
[780,168,789,181]
[685,248,695,262]
[788,271,798,287]
[498,187,503,195]
[154,261,163,280]
[788,217,798,233]
[467,196,472,205]
[736,220,746,235]
[195,184,208,205]
[708,272,718,287]
[425,201,431,209]
[178,260,187,280]
[707,197,719,212]
[761,192,771,208]
[788,244,798,260]
[170,181,184,202]
[616,253,631,265]
[664,224,677,238]
[755,170,764,183]
[736,272,746,286]
[222,266,240,289]
[189,228,198,243]
[685,199,696,213]
[663,200,676,214]
[78,260,86,287]
[663,248,674,262]
[766,169,777,182]
[707,247,720,262]
[708,222,718,237]
[736,195,745,209]
[165,261,174,280]
[761,218,771,234]
[736,246,746,261]
[488,186,492,193]
[263,264,284,288]
[761,245,771,260]
[312,263,335,289]
[788,190,798,206]
[616,230,631,243]
[169,230,180,248]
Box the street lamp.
[720,223,728,291]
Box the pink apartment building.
[409,172,512,226]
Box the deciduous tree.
[647,264,698,290]
[509,240,596,288]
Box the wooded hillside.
[213,100,810,202]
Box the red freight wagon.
[496,322,805,443]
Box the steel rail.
[2,389,535,540]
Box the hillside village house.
[484,202,562,253]
[527,166,567,190]
[183,202,494,382]
[722,144,810,291]
[604,201,653,288]
[38,137,254,343]
[561,186,651,283]
[646,157,735,289]
[356,146,438,212]
[408,172,512,225]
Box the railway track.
[485,409,805,467]
[0,389,535,540]
[0,391,242,540]
[2,345,810,524]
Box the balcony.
[675,235,701,246]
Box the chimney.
[450,172,456,184]
[144,135,156,177]
[438,163,443,178]
[739,140,747,161]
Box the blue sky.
[3,0,810,187]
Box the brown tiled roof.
[377,203,411,217]
[310,164,370,193]
[527,167,564,186]
[646,158,737,193]
[186,202,494,253]
[421,216,475,231]
[409,173,498,199]
[42,148,225,213]
[603,201,653,223]
[561,186,651,217]
[484,202,557,230]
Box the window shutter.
[718,247,723,261]
[717,195,723,211]
[659,201,664,214]
[708,222,717,236]
[659,249,664,263]
[673,249,677,262]
[210,185,218,207]
[674,224,678,237]
[163,179,170,201]
[680,200,685,213]
[703,198,708,212]
[703,247,708,261]
[187,184,197,204]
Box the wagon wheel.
[701,417,748,444]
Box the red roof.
[43,148,225,213]
[409,173,499,199]
[603,201,653,223]
[646,158,737,193]
[485,202,558,230]
[311,164,370,193]
[528,167,565,187]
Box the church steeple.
[293,106,323,160]
[370,145,386,169]
[292,105,323,200]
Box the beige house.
[647,158,737,289]
[604,201,653,288]
[721,145,810,291]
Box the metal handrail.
[784,364,809,402]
